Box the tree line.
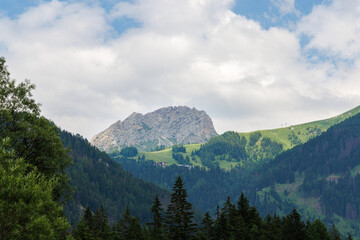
[72,176,353,240]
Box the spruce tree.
[329,225,341,240]
[307,219,330,240]
[114,206,145,240]
[237,193,250,223]
[150,194,166,240]
[201,212,214,240]
[346,233,353,240]
[72,206,95,240]
[165,176,196,240]
[283,209,306,240]
[83,206,94,231]
[92,205,110,240]
[73,218,95,240]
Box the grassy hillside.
[133,105,360,170]
[141,144,202,167]
[251,112,360,238]
[239,105,360,150]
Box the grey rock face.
[90,106,218,152]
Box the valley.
[110,105,360,239]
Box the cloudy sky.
[0,0,359,139]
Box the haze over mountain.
[90,106,218,152]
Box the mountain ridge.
[90,106,218,152]
[122,105,360,170]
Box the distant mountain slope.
[61,131,169,225]
[90,106,218,152]
[112,106,360,238]
[239,105,360,150]
[124,106,360,170]
[251,110,360,238]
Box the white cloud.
[0,0,359,139]
[297,0,360,99]
[298,0,360,59]
[271,0,299,16]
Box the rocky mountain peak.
[90,106,218,152]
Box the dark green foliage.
[165,176,196,240]
[73,207,95,240]
[199,212,214,239]
[0,58,72,201]
[172,152,191,165]
[196,131,247,164]
[346,233,353,240]
[0,140,71,240]
[172,152,184,162]
[114,109,360,237]
[255,112,360,220]
[73,218,94,240]
[113,207,145,240]
[288,131,302,145]
[115,157,235,214]
[259,137,283,158]
[92,205,111,239]
[329,224,341,240]
[282,209,306,240]
[0,57,39,115]
[307,219,330,240]
[0,57,71,239]
[120,146,138,157]
[149,195,166,240]
[70,179,336,240]
[249,131,262,146]
[172,144,186,153]
[153,145,166,151]
[61,131,169,225]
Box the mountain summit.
[90,106,218,152]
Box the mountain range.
[109,105,360,238]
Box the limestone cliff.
[90,106,218,152]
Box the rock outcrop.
[90,106,218,152]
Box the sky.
[0,0,359,139]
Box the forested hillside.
[71,176,349,240]
[248,112,360,236]
[61,130,169,225]
[116,111,360,238]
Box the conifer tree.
[216,196,237,239]
[114,206,145,240]
[73,218,94,240]
[92,205,110,240]
[214,210,232,240]
[165,175,196,240]
[73,206,95,240]
[150,194,166,240]
[346,233,353,240]
[329,225,341,240]
[83,206,94,231]
[121,206,133,239]
[307,219,330,240]
[200,212,214,240]
[237,193,250,223]
[283,208,306,240]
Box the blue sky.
[0,0,359,138]
[0,0,325,33]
